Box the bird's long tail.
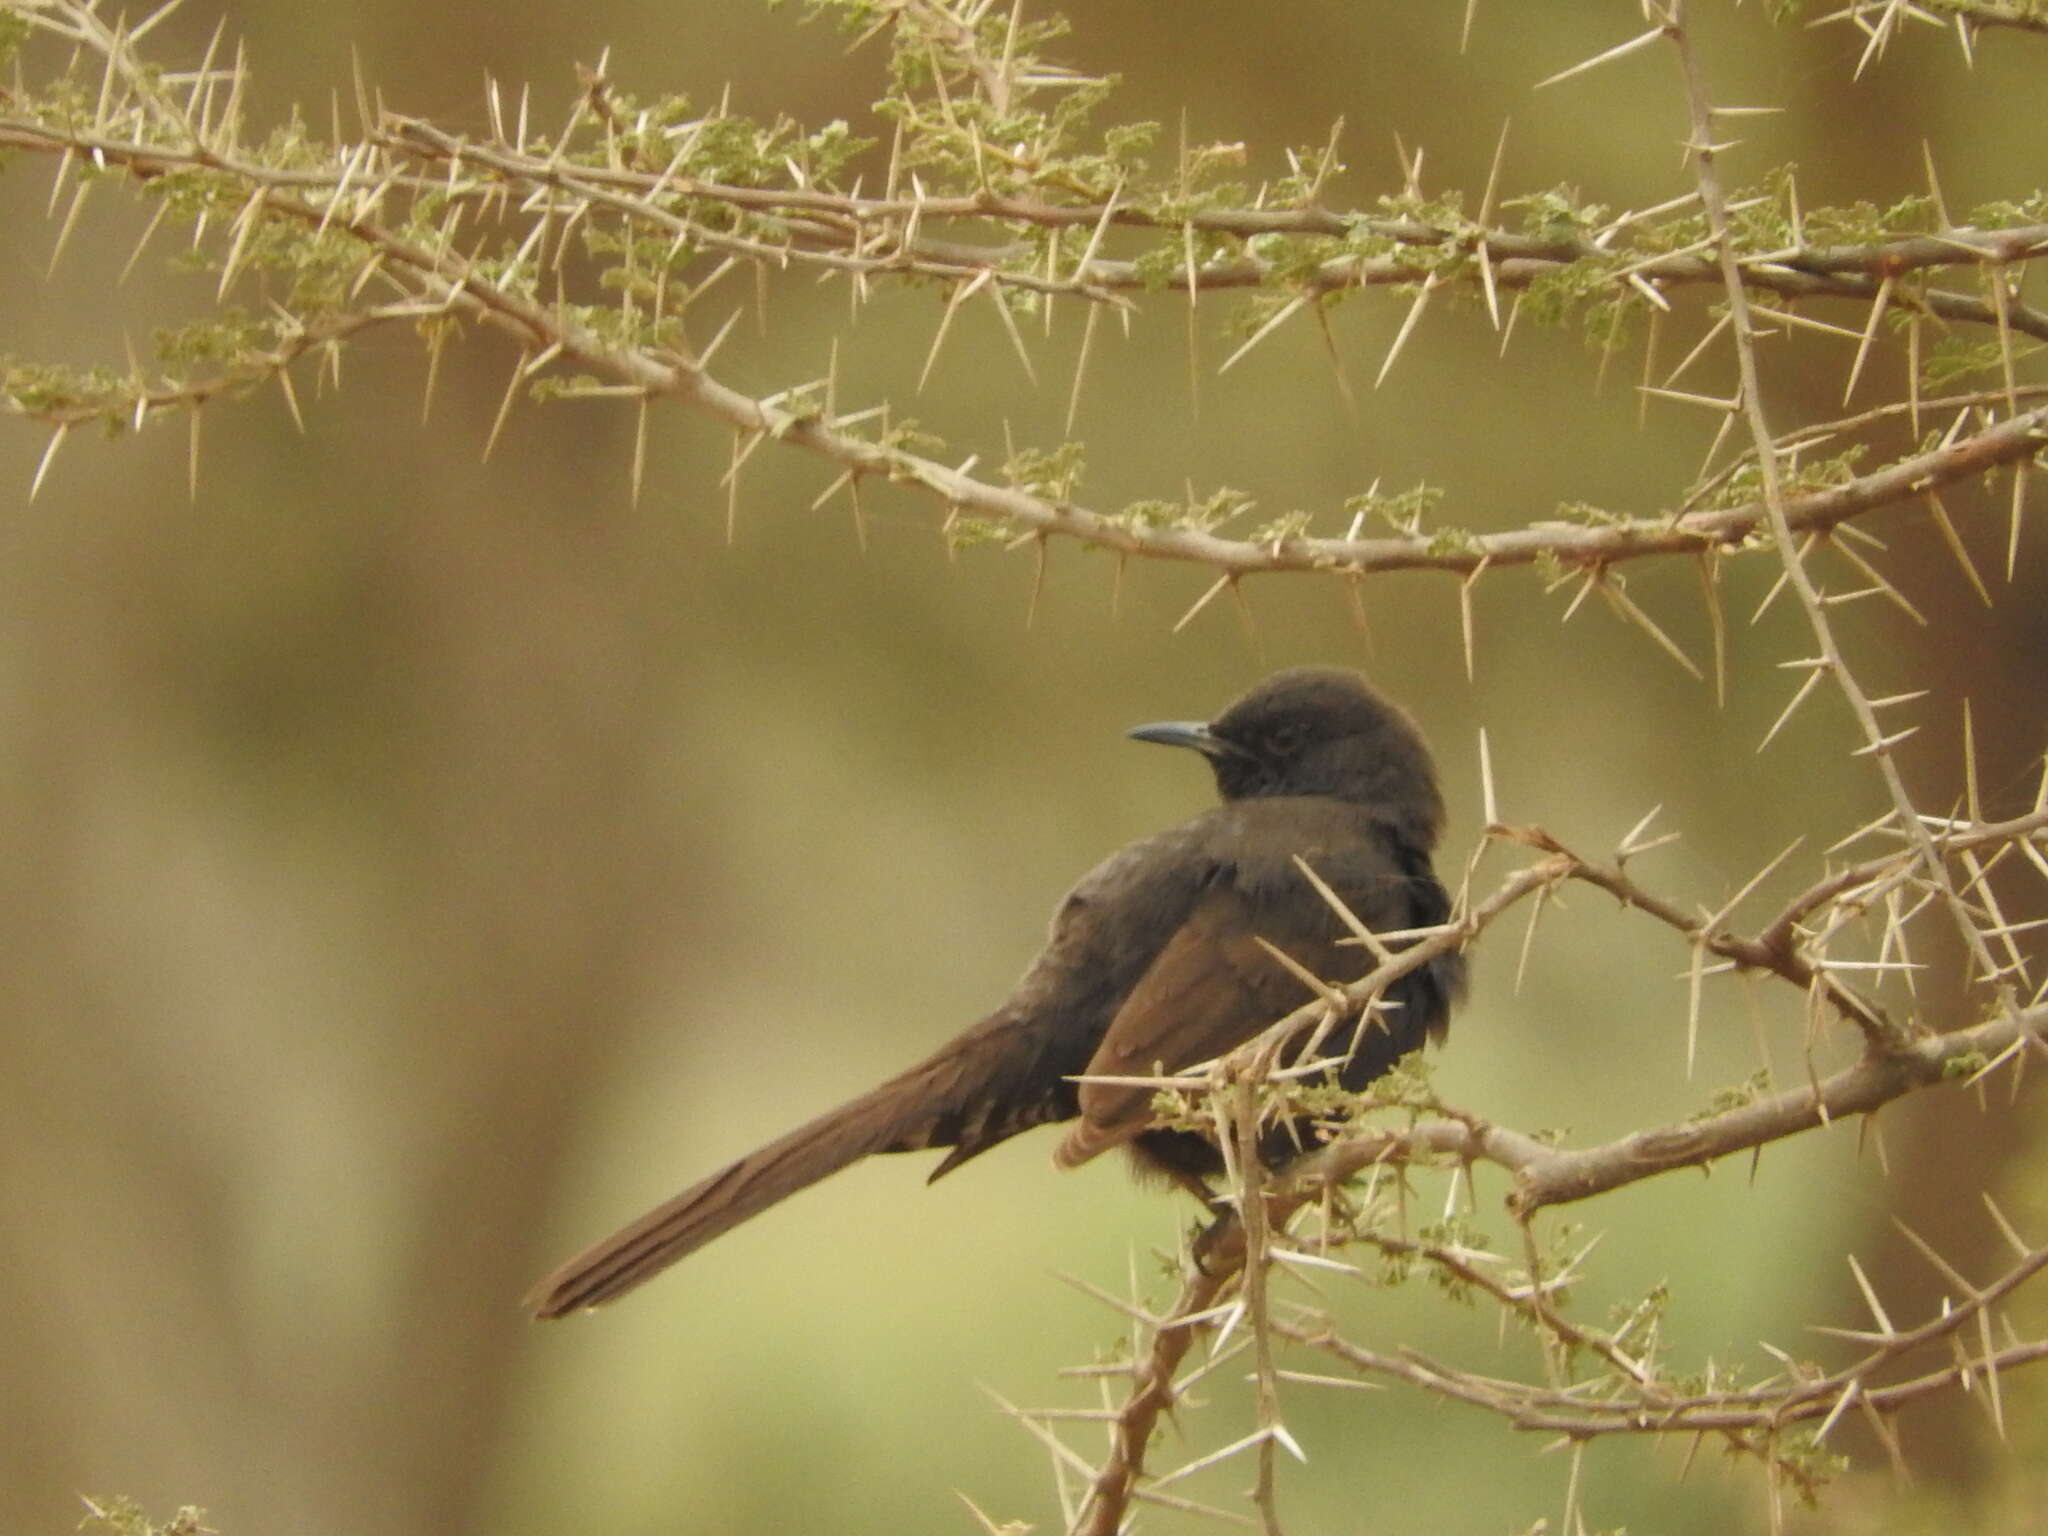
[526,1081,920,1318]
[526,1014,1054,1318]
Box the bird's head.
[1128,668,1444,845]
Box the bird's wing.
[913,827,1221,1181]
[1052,883,1330,1169]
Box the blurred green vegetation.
[0,3,2042,1535]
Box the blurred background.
[1,2,2042,1532]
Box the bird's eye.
[1265,722,1309,756]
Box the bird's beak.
[1126,719,1243,760]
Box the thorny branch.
[1823,0,2048,44]
[1174,805,2047,1217]
[1274,1251,2048,1436]
[0,0,2043,600]
[1661,0,2034,1069]
[336,120,2048,331]
[1034,794,2045,1535]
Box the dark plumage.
[529,668,1463,1318]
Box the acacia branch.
[1261,995,2044,1220]
[3,1,2044,592]
[7,106,2044,338]
[1665,0,2031,1064]
[1058,787,2040,1520]
[375,117,2048,334]
[1509,999,2045,1212]
[1167,801,2046,1232]
[1070,1256,1238,1536]
[1264,1177,2048,1457]
[1817,0,2048,40]
[13,105,2039,582]
[1068,1000,2048,1524]
[1279,1294,2048,1438]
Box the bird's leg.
[1137,1163,1241,1273]
[1160,1165,1221,1209]
[1191,1210,1242,1275]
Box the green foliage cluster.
[78,1499,213,1536]
[1343,482,1445,537]
[1700,445,1869,512]
[1002,438,1085,502]
[1113,483,1253,535]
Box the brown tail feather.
[526,1010,1068,1318]
[525,1081,925,1318]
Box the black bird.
[529,668,1464,1318]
